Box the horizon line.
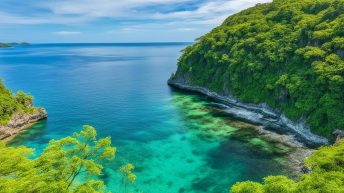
[30,42,194,44]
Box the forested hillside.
[170,0,344,137]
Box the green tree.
[119,163,137,193]
[0,81,35,124]
[0,125,117,193]
[15,91,33,108]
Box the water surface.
[0,43,290,193]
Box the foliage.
[230,140,344,193]
[0,43,11,48]
[0,42,30,48]
[0,80,35,124]
[119,163,137,193]
[0,125,117,193]
[172,0,344,136]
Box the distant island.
[0,43,11,48]
[0,42,30,48]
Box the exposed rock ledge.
[168,79,329,147]
[0,108,47,140]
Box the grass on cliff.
[173,0,344,137]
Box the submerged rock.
[0,108,47,140]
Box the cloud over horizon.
[54,31,82,35]
[0,0,272,42]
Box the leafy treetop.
[0,125,118,193]
[0,80,35,125]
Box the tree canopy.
[171,0,344,136]
[0,80,35,125]
[0,125,124,193]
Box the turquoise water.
[0,43,291,193]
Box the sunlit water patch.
[1,43,291,193]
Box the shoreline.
[247,125,313,178]
[168,79,329,148]
[224,120,313,177]
[220,115,313,177]
[2,122,38,143]
[168,79,318,176]
[0,108,48,142]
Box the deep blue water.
[0,43,290,193]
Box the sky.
[0,0,272,43]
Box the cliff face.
[170,0,344,142]
[0,108,47,140]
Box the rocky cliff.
[0,108,47,140]
[168,77,329,147]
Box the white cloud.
[41,0,190,18]
[54,31,82,35]
[177,28,196,31]
[0,0,276,42]
[0,11,90,25]
[0,0,273,27]
[154,0,272,25]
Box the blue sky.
[0,0,271,43]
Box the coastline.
[168,78,329,148]
[0,108,47,142]
[248,125,313,178]
[224,120,313,177]
[168,78,316,177]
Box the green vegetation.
[0,80,35,125]
[0,43,11,48]
[172,0,344,136]
[0,125,135,193]
[230,139,344,193]
[0,42,30,48]
[119,163,137,193]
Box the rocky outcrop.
[333,129,344,143]
[0,108,47,140]
[168,78,329,147]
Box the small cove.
[1,43,296,193]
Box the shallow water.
[0,43,291,193]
